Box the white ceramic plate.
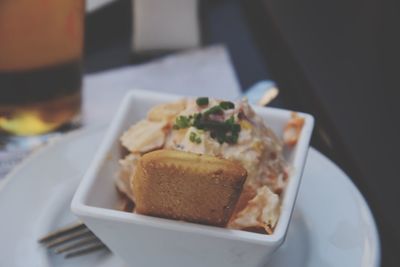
[0,127,380,267]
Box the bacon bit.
[283,112,305,147]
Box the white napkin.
[133,0,200,52]
[87,0,200,51]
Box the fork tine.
[45,228,94,248]
[64,243,108,258]
[55,236,100,254]
[39,222,108,258]
[38,222,86,243]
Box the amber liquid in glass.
[0,61,82,135]
[0,0,84,136]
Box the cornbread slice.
[132,150,247,227]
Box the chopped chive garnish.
[225,116,235,125]
[217,135,225,144]
[189,132,202,144]
[219,101,235,110]
[173,115,192,129]
[225,132,239,144]
[196,97,209,106]
[173,98,241,144]
[231,123,241,132]
[192,113,202,128]
[203,105,223,116]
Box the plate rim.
[305,148,381,267]
[0,127,104,192]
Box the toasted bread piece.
[132,150,247,227]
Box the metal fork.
[38,222,109,258]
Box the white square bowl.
[71,89,314,267]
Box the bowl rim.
[71,89,314,246]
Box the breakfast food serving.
[116,97,304,234]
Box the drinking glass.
[0,0,84,136]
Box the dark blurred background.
[85,0,395,265]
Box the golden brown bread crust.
[132,150,247,227]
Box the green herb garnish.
[196,97,209,106]
[192,113,202,128]
[189,131,202,144]
[173,99,241,144]
[224,131,239,144]
[203,105,223,116]
[173,115,192,129]
[225,116,235,125]
[231,123,241,132]
[219,101,235,110]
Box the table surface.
[84,0,395,266]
